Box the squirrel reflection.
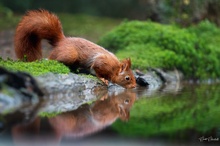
[12,90,136,144]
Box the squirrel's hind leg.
[48,47,78,65]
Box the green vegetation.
[112,84,220,138]
[98,20,220,79]
[0,5,20,30]
[188,20,220,55]
[0,58,70,76]
[58,13,121,42]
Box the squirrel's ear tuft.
[120,60,128,73]
[127,58,131,68]
[120,58,131,73]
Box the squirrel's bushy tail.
[14,9,65,61]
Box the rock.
[0,66,183,114]
[36,73,106,113]
[135,69,162,89]
[135,68,183,89]
[0,67,43,113]
[36,73,104,95]
[149,68,183,83]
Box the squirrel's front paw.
[100,78,109,86]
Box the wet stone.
[0,68,41,113]
[0,67,182,114]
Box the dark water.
[1,83,220,146]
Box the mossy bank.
[0,58,101,83]
[0,58,70,76]
[98,20,220,80]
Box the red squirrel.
[14,9,136,89]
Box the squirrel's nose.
[129,84,136,89]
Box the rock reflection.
[11,90,136,145]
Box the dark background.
[1,0,220,27]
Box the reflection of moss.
[0,58,70,76]
[98,20,220,79]
[112,84,220,138]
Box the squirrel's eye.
[124,99,130,104]
[125,76,130,81]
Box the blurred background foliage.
[1,0,220,26]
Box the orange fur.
[14,9,136,88]
[15,9,64,61]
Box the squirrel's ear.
[120,62,127,73]
[120,58,131,73]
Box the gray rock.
[0,66,183,114]
[36,73,106,113]
[0,67,42,113]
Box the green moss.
[0,58,70,76]
[98,20,220,79]
[116,43,180,70]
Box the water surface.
[1,83,220,146]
